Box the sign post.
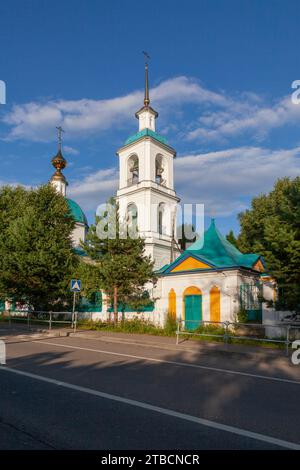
[70,279,81,330]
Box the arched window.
[155,154,166,185]
[127,203,138,238]
[158,203,165,236]
[127,155,139,185]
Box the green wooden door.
[185,295,202,330]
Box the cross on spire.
[56,125,65,151]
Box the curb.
[1,329,71,344]
[69,331,286,360]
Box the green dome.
[66,198,88,226]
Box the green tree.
[236,177,300,311]
[226,230,239,248]
[74,259,103,303]
[0,185,78,310]
[82,199,157,323]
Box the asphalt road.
[0,331,300,450]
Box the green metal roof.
[159,219,264,274]
[125,128,168,146]
[66,198,88,226]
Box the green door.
[185,295,202,330]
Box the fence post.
[176,320,180,345]
[27,311,30,330]
[224,321,229,344]
[49,311,52,331]
[74,311,78,333]
[285,325,290,357]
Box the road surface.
[0,329,299,450]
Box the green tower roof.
[66,198,88,226]
[159,219,264,274]
[125,128,168,146]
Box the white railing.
[1,310,79,332]
[176,319,300,356]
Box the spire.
[142,51,150,106]
[144,64,150,106]
[50,126,68,196]
[135,52,158,131]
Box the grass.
[77,318,172,336]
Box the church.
[48,63,275,327]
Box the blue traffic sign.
[71,279,81,292]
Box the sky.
[0,0,300,235]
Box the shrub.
[164,312,177,335]
[236,308,248,323]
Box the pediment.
[171,256,211,273]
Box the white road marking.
[34,340,300,386]
[0,365,299,450]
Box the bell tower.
[116,60,180,269]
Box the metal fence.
[176,319,300,356]
[1,310,79,332]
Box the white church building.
[47,64,276,328]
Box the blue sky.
[0,0,300,235]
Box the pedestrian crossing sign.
[71,279,81,292]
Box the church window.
[155,155,165,185]
[128,155,139,185]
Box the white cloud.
[67,145,300,217]
[68,168,119,211]
[187,95,300,143]
[63,145,79,155]
[175,146,300,216]
[3,75,300,145]
[1,76,232,142]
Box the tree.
[0,185,78,310]
[226,230,239,248]
[236,177,300,311]
[82,199,157,323]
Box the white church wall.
[51,179,66,197]
[71,223,86,247]
[117,186,178,235]
[156,270,243,324]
